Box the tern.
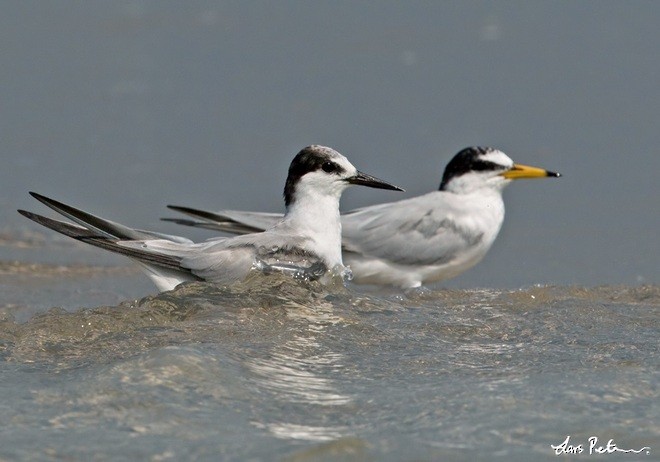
[163,147,561,288]
[18,145,403,292]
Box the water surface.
[1,262,657,461]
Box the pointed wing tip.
[161,217,193,225]
[167,205,203,214]
[28,191,60,208]
[17,209,33,219]
[17,209,53,226]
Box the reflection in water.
[249,335,350,406]
[253,422,348,442]
[247,300,352,441]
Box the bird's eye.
[322,161,338,173]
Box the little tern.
[18,145,403,292]
[163,147,561,288]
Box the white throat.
[445,174,510,195]
[284,186,344,268]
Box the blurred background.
[2,1,658,290]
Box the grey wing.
[118,237,256,284]
[19,192,271,288]
[18,210,197,275]
[341,197,480,266]
[121,229,322,283]
[164,206,282,234]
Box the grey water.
[1,2,659,461]
[1,260,658,461]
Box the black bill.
[346,171,405,191]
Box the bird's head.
[439,146,561,194]
[284,145,403,207]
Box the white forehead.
[480,149,514,168]
[310,145,341,158]
[309,145,356,173]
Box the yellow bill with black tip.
[500,163,562,179]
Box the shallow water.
[1,259,657,461]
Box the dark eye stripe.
[284,146,346,206]
[322,161,339,173]
[439,146,505,190]
[469,160,506,172]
